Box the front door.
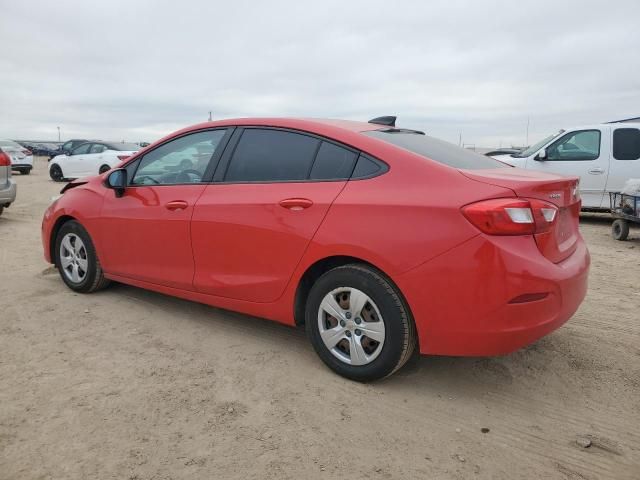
[526,128,610,208]
[192,128,358,302]
[96,129,230,290]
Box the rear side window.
[309,142,357,180]
[225,129,320,182]
[364,130,506,169]
[613,128,640,160]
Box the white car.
[490,123,640,210]
[49,141,140,181]
[0,139,34,175]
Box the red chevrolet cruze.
[42,117,589,381]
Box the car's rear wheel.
[54,220,110,293]
[99,164,111,174]
[20,168,30,175]
[49,164,64,182]
[305,264,416,382]
[0,206,3,216]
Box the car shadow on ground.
[99,281,569,397]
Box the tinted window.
[225,129,320,182]
[132,129,227,185]
[613,128,640,160]
[309,142,357,180]
[364,130,506,169]
[352,154,384,178]
[89,144,107,154]
[72,143,91,155]
[547,130,600,161]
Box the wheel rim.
[317,287,386,366]
[59,233,88,283]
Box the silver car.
[0,147,17,216]
[0,139,34,175]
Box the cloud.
[1,0,639,146]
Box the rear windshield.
[105,142,140,151]
[364,130,508,170]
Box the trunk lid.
[460,168,581,263]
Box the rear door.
[607,126,640,195]
[191,127,357,302]
[525,128,610,208]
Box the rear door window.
[613,128,640,160]
[225,129,320,182]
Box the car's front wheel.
[306,264,416,382]
[49,164,64,182]
[54,220,110,293]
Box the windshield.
[514,130,565,158]
[364,130,508,170]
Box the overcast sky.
[1,0,639,147]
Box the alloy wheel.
[59,233,88,283]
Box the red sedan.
[41,117,589,381]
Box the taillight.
[462,198,558,236]
[22,149,32,156]
[117,155,130,161]
[0,152,11,167]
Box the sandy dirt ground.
[1,158,639,480]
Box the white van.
[490,123,640,210]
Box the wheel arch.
[293,255,416,337]
[49,215,77,263]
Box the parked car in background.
[0,147,17,216]
[0,139,33,174]
[48,141,140,181]
[489,123,640,210]
[33,143,63,158]
[60,139,89,155]
[42,117,589,381]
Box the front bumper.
[396,234,590,356]
[0,179,17,205]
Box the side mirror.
[106,168,127,198]
[535,148,547,161]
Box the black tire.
[20,168,31,175]
[49,164,64,182]
[0,206,3,216]
[54,220,111,293]
[305,264,416,382]
[99,164,111,174]
[612,219,629,241]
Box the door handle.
[279,198,313,211]
[588,168,605,175]
[165,200,189,211]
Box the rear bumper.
[0,179,17,205]
[11,163,32,170]
[395,234,590,356]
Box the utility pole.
[458,132,462,147]
[526,116,530,147]
[57,126,60,142]
[208,111,212,121]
